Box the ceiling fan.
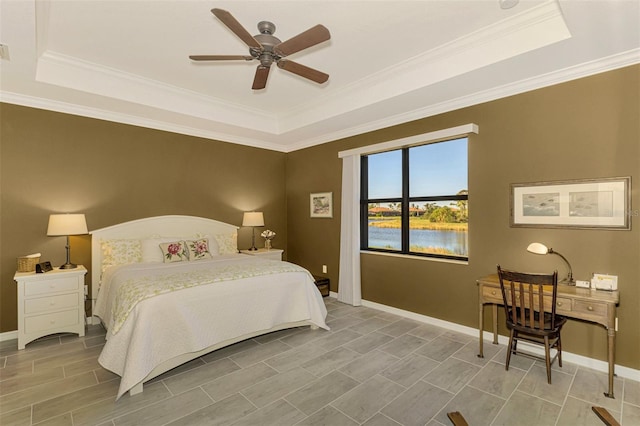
[189,8,331,90]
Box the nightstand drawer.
[25,293,79,315]
[24,277,80,297]
[24,309,79,333]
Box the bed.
[90,215,329,399]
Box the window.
[361,137,468,260]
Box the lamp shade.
[527,242,549,255]
[47,214,88,236]
[242,212,264,227]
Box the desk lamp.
[527,242,574,285]
[242,212,264,251]
[47,214,88,269]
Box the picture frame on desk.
[510,177,630,230]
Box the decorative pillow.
[141,237,180,263]
[101,239,142,272]
[159,241,189,263]
[214,233,237,254]
[186,238,213,261]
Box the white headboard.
[89,215,238,304]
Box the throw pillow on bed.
[214,233,238,254]
[101,239,142,272]
[159,241,189,263]
[186,238,213,260]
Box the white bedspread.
[94,254,329,399]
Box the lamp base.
[248,247,258,251]
[560,278,575,286]
[59,263,78,269]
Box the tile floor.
[1,297,639,425]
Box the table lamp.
[527,242,574,285]
[242,212,264,251]
[47,214,88,269]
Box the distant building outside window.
[360,137,468,260]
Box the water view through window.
[364,138,468,259]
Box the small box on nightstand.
[313,276,330,297]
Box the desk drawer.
[482,287,502,303]
[573,300,608,316]
[25,293,79,315]
[555,297,572,315]
[24,310,79,333]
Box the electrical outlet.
[322,265,327,274]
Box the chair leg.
[505,329,514,371]
[557,334,563,368]
[592,406,621,426]
[447,411,469,426]
[544,335,552,384]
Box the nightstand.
[240,248,284,261]
[14,266,87,349]
[313,276,330,297]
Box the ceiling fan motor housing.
[253,23,281,67]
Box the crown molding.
[35,51,279,134]
[0,91,289,152]
[285,49,640,152]
[278,0,570,134]
[2,49,638,153]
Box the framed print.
[510,177,630,229]
[310,192,333,218]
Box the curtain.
[337,154,362,306]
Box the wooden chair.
[592,406,621,426]
[447,411,469,426]
[497,265,567,384]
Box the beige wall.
[286,65,640,370]
[0,104,287,331]
[1,65,638,370]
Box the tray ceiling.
[1,0,638,152]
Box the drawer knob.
[557,301,563,306]
[491,291,496,295]
[588,306,594,311]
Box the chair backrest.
[497,265,559,330]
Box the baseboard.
[360,298,640,383]
[0,330,18,342]
[0,316,97,343]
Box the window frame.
[360,139,469,261]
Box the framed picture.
[510,177,630,229]
[310,192,333,218]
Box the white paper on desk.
[592,273,617,290]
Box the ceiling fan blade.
[189,55,254,61]
[277,60,328,84]
[211,8,262,50]
[252,66,271,90]
[274,24,330,57]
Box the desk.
[477,274,620,398]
